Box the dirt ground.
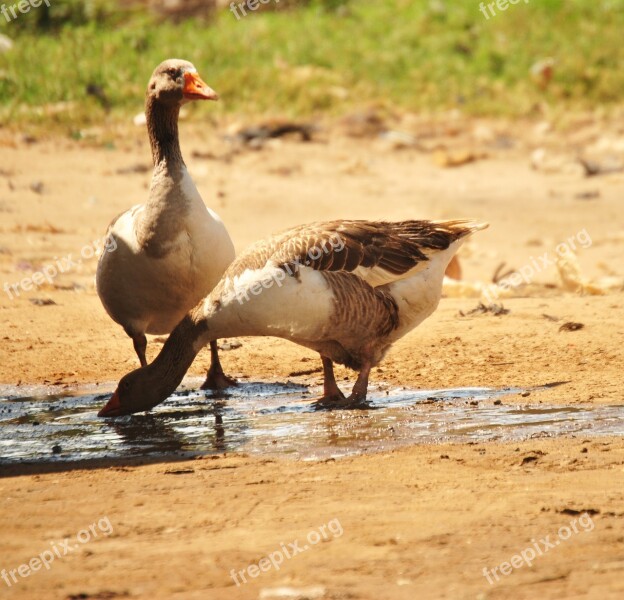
[1,114,623,599]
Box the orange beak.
[183,72,219,101]
[98,390,122,417]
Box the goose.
[98,219,488,417]
[96,59,236,389]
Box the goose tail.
[431,219,489,238]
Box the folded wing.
[226,219,487,288]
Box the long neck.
[145,95,184,167]
[137,97,190,253]
[149,314,208,398]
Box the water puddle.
[1,381,623,465]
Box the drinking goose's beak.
[183,72,219,101]
[98,391,122,417]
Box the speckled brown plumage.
[224,219,476,281]
[323,271,399,338]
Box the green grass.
[1,0,624,129]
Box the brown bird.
[99,219,488,417]
[96,59,236,390]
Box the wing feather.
[225,219,487,287]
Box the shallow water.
[1,381,623,465]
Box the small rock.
[30,298,57,307]
[30,181,44,194]
[164,468,194,475]
[459,302,509,317]
[559,321,584,332]
[574,190,601,200]
[558,507,600,516]
[115,164,150,175]
[433,149,487,168]
[379,130,419,150]
[133,112,147,127]
[579,157,624,177]
[219,339,242,351]
[542,313,560,322]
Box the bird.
[98,219,488,417]
[96,59,236,390]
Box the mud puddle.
[1,381,623,465]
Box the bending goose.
[98,219,488,417]
[96,59,236,389]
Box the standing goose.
[96,59,236,389]
[98,219,488,416]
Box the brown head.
[147,58,218,106]
[98,315,208,417]
[97,365,174,417]
[144,59,219,165]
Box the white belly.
[97,173,235,336]
[210,266,334,343]
[384,242,462,341]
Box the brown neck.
[145,95,184,167]
[149,314,209,397]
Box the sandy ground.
[1,114,624,599]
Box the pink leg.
[322,356,345,399]
[313,356,346,409]
[314,356,372,410]
[201,341,237,390]
[348,360,372,403]
[132,333,148,368]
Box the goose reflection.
[106,399,230,456]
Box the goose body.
[96,59,235,387]
[97,168,233,336]
[99,219,488,416]
[199,220,478,368]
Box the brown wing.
[225,219,486,284]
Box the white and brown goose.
[96,59,236,389]
[98,219,488,416]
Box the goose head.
[147,59,219,107]
[98,366,174,417]
[98,315,208,417]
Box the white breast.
[384,241,463,340]
[97,167,234,336]
[211,266,334,342]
